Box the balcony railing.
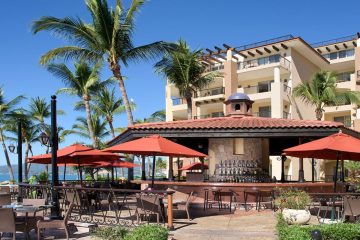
[172,97,186,106]
[310,34,358,48]
[237,54,291,71]
[234,35,294,52]
[253,110,271,118]
[196,87,225,98]
[205,64,224,72]
[243,84,271,94]
[194,112,224,119]
[283,111,291,119]
[283,84,291,94]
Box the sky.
[0,0,359,165]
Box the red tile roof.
[128,116,343,130]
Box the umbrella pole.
[341,159,345,183]
[141,155,146,180]
[151,155,156,188]
[331,153,340,221]
[63,163,67,182]
[111,167,114,182]
[311,158,315,183]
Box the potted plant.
[275,189,311,225]
[35,171,49,184]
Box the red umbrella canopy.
[283,131,360,160]
[103,134,207,158]
[89,160,139,168]
[179,162,209,171]
[27,144,120,164]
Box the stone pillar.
[271,67,283,118]
[168,157,173,181]
[223,49,238,100]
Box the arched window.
[234,104,241,111]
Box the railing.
[284,175,292,181]
[172,97,186,106]
[205,64,224,72]
[243,84,271,94]
[237,55,291,71]
[234,35,294,51]
[194,112,224,119]
[18,183,175,227]
[253,110,271,118]
[310,34,358,48]
[196,87,225,98]
[283,112,291,119]
[283,84,291,95]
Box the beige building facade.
[165,33,360,181]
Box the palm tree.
[65,115,110,149]
[93,87,125,138]
[46,61,111,148]
[293,71,360,120]
[148,109,166,122]
[0,88,24,180]
[32,0,172,126]
[155,40,221,119]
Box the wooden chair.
[135,194,165,224]
[343,196,360,222]
[0,208,30,240]
[37,203,75,240]
[171,191,197,221]
[0,193,11,206]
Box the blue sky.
[0,0,359,165]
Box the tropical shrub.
[36,171,49,182]
[274,189,311,210]
[91,226,128,240]
[91,225,168,240]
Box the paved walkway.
[171,209,277,240]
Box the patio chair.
[0,193,11,205]
[0,208,30,240]
[343,196,360,222]
[0,186,11,194]
[37,203,75,240]
[167,191,197,221]
[317,205,342,224]
[135,194,165,224]
[20,198,47,230]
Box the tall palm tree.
[47,61,111,148]
[293,71,360,120]
[155,40,221,119]
[32,0,172,126]
[0,88,24,180]
[148,109,166,122]
[65,115,110,149]
[93,87,125,138]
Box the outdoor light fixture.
[39,132,50,146]
[310,229,322,240]
[8,143,16,153]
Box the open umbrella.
[103,134,207,187]
[179,162,209,171]
[27,144,121,182]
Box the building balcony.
[237,54,291,72]
[283,111,291,119]
[171,97,186,106]
[193,112,224,119]
[194,87,225,103]
[323,104,353,113]
[205,63,224,72]
[253,110,271,118]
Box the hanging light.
[8,143,16,153]
[39,132,50,146]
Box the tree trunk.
[315,108,323,121]
[24,141,30,181]
[83,97,97,149]
[0,130,14,180]
[109,62,134,126]
[108,119,116,139]
[185,92,193,120]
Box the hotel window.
[233,138,244,155]
[333,116,352,127]
[259,106,271,117]
[337,72,353,82]
[258,81,272,93]
[323,49,354,60]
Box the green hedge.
[276,214,360,240]
[91,225,169,240]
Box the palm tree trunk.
[83,97,97,149]
[185,92,193,120]
[0,130,14,180]
[109,63,134,126]
[315,108,323,121]
[108,119,116,139]
[24,141,30,181]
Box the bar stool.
[244,188,259,211]
[257,189,274,211]
[203,188,222,211]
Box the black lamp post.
[38,96,60,219]
[17,120,22,202]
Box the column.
[223,49,238,116]
[298,138,305,182]
[271,67,283,118]
[168,157,174,181]
[165,83,173,121]
[141,155,146,180]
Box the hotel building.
[165,33,360,181]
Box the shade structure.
[283,131,360,192]
[103,134,207,158]
[179,162,209,171]
[104,134,207,187]
[283,132,360,160]
[90,160,139,168]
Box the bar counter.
[132,180,339,202]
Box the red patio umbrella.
[103,134,207,187]
[90,160,139,168]
[179,162,209,171]
[283,131,360,192]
